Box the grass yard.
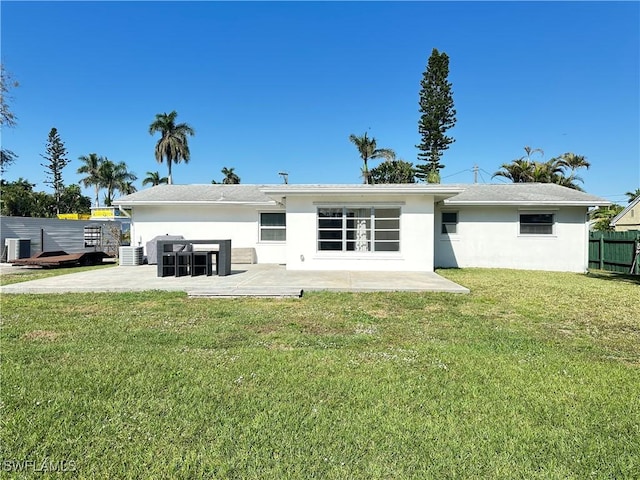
[1,269,638,479]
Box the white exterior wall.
[284,194,435,271]
[130,205,286,264]
[434,205,589,272]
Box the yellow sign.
[91,208,115,218]
[57,213,91,220]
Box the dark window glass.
[520,214,554,235]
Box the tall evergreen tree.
[40,127,69,215]
[1,65,19,174]
[416,48,456,183]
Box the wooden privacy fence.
[589,231,640,274]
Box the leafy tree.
[0,178,90,217]
[40,127,69,215]
[625,188,640,203]
[1,65,19,174]
[0,178,36,216]
[348,132,395,184]
[369,156,416,184]
[148,110,195,185]
[142,171,169,187]
[416,48,457,183]
[30,191,56,218]
[590,204,624,232]
[77,153,104,207]
[59,184,92,214]
[98,159,137,206]
[221,167,240,184]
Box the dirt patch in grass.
[22,330,59,341]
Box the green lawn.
[1,269,638,479]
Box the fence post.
[635,236,640,275]
[599,234,604,270]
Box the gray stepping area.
[0,263,470,295]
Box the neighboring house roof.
[113,183,610,207]
[610,196,640,227]
[442,183,610,206]
[114,184,277,206]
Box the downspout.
[117,205,135,247]
[117,205,131,218]
[584,208,590,273]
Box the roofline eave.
[442,200,611,207]
[113,200,279,207]
[260,186,466,196]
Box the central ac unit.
[119,246,143,266]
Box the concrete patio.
[0,263,469,295]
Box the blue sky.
[2,1,638,203]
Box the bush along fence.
[589,231,640,275]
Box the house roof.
[442,183,610,206]
[113,183,610,207]
[610,196,640,226]
[113,184,277,206]
[260,183,465,196]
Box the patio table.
[156,239,231,277]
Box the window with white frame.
[441,211,458,234]
[519,213,554,235]
[260,212,286,241]
[317,207,400,252]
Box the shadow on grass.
[586,269,640,285]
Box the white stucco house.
[113,183,609,273]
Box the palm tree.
[142,171,169,187]
[221,167,240,184]
[625,188,640,203]
[493,159,534,183]
[99,159,137,206]
[148,111,195,185]
[77,153,103,207]
[494,148,588,190]
[558,152,590,172]
[348,132,395,184]
[118,181,137,195]
[590,204,624,231]
[523,146,544,162]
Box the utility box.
[5,238,31,262]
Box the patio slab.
[0,263,470,295]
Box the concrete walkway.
[0,263,469,295]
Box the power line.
[441,168,471,180]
